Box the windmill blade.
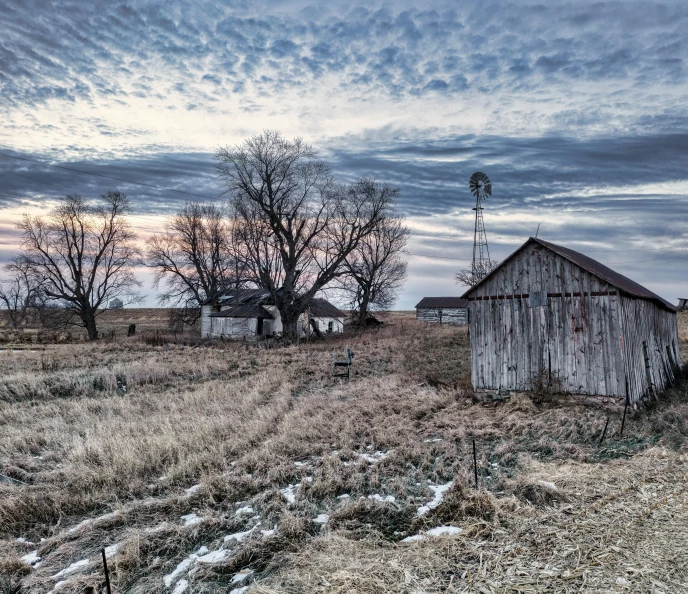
[469,171,492,199]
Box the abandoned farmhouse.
[415,297,468,324]
[201,289,345,340]
[463,237,681,403]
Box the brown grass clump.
[513,478,567,506]
[413,484,498,530]
[329,499,416,540]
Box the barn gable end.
[462,238,680,402]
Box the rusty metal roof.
[463,237,677,312]
[210,305,275,319]
[415,297,468,309]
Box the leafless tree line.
[0,131,409,339]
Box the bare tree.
[455,260,500,288]
[341,202,409,327]
[17,192,142,340]
[0,257,45,329]
[216,131,393,338]
[146,202,244,324]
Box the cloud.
[0,0,687,306]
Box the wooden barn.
[415,297,468,325]
[463,237,681,403]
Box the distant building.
[108,298,124,309]
[200,289,344,340]
[415,297,468,325]
[678,298,688,312]
[462,237,681,403]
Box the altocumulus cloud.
[0,0,687,306]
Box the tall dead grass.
[1,316,688,592]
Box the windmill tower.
[469,171,492,282]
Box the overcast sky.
[1,0,687,308]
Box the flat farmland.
[0,313,687,593]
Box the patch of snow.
[197,549,230,564]
[17,537,34,544]
[53,558,89,578]
[235,505,254,515]
[369,494,396,503]
[185,484,202,496]
[304,476,313,483]
[426,526,462,537]
[21,550,40,566]
[424,438,443,443]
[172,579,189,594]
[314,514,329,524]
[104,544,119,559]
[294,461,309,467]
[401,525,462,542]
[261,528,276,537]
[416,481,453,516]
[224,523,260,544]
[163,553,198,588]
[231,568,254,584]
[280,484,298,504]
[537,480,558,492]
[360,451,390,463]
[337,494,350,499]
[230,588,249,594]
[180,513,204,527]
[145,522,169,533]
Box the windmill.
[469,171,492,282]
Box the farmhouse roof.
[308,298,344,318]
[462,237,677,312]
[209,304,275,319]
[415,297,468,309]
[202,288,271,306]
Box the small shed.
[678,298,688,312]
[462,237,681,403]
[415,297,468,325]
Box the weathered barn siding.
[416,308,467,325]
[618,296,680,402]
[466,241,679,403]
[210,316,256,338]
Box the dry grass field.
[1,311,687,593]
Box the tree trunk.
[358,291,371,329]
[280,308,300,340]
[83,309,99,341]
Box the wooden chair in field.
[332,347,354,381]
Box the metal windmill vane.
[469,171,492,281]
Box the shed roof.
[309,298,344,318]
[415,297,468,309]
[462,237,677,312]
[210,305,275,319]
